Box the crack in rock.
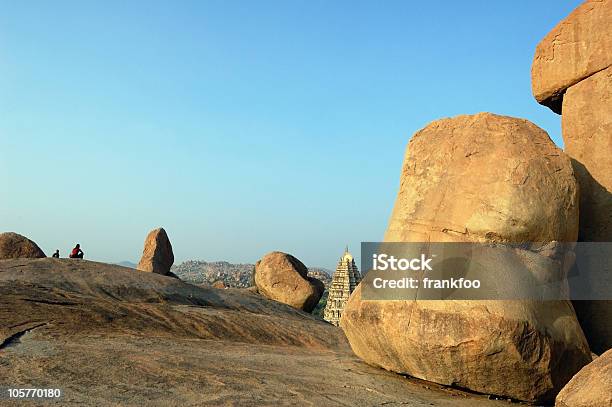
[0,323,47,350]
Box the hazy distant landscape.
[169,260,333,288]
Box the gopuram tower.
[323,246,361,326]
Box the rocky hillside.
[172,260,332,288]
[0,258,507,406]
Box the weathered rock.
[563,67,612,243]
[0,258,510,407]
[341,113,591,403]
[136,228,174,275]
[254,251,324,312]
[562,67,612,354]
[531,0,612,113]
[556,349,612,407]
[0,232,46,259]
[385,113,579,244]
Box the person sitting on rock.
[52,249,60,258]
[69,244,84,259]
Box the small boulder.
[136,228,174,275]
[0,232,46,259]
[556,349,612,407]
[211,280,226,289]
[254,251,324,312]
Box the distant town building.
[324,247,361,326]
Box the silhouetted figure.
[52,249,60,258]
[69,244,84,259]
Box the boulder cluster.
[532,0,612,357]
[341,113,590,403]
[0,227,325,315]
[341,0,611,404]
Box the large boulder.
[385,113,579,244]
[254,251,324,312]
[562,67,612,243]
[556,349,612,407]
[340,113,591,403]
[531,0,612,113]
[0,232,46,259]
[562,67,612,354]
[136,228,174,275]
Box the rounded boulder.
[254,251,324,312]
[0,232,46,259]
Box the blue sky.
[0,1,580,269]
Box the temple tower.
[323,246,361,326]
